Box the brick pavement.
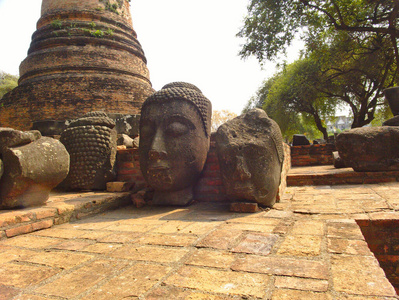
[1,183,399,299]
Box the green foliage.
[240,0,399,129]
[259,58,334,140]
[105,28,114,36]
[238,0,399,64]
[99,0,122,15]
[0,72,18,100]
[83,21,114,38]
[243,76,277,113]
[307,29,398,127]
[51,19,63,29]
[91,30,104,38]
[370,101,394,126]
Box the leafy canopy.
[0,72,18,100]
[238,0,399,64]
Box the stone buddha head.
[215,109,284,207]
[139,82,212,205]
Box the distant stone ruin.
[0,0,154,130]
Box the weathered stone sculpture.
[383,87,399,126]
[0,159,3,181]
[0,128,41,152]
[0,0,154,130]
[336,126,399,172]
[292,134,310,146]
[215,109,284,207]
[0,128,69,208]
[60,112,117,190]
[117,134,136,148]
[139,82,212,205]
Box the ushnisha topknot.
[141,82,212,137]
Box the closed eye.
[165,121,189,137]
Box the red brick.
[35,208,57,220]
[119,162,135,169]
[201,178,223,186]
[118,168,141,175]
[14,213,35,223]
[371,220,399,228]
[375,254,399,264]
[364,178,396,184]
[131,192,146,208]
[32,219,54,231]
[106,181,134,192]
[230,202,260,213]
[195,186,222,194]
[6,224,33,238]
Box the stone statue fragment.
[215,109,284,207]
[60,111,117,190]
[0,127,41,152]
[139,82,212,205]
[0,159,3,181]
[336,126,399,171]
[0,135,69,208]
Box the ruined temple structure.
[0,0,154,130]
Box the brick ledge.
[0,191,131,240]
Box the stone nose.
[148,149,167,160]
[149,130,168,160]
[233,156,252,181]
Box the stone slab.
[165,265,271,298]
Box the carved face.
[218,139,280,204]
[215,110,283,207]
[139,99,209,194]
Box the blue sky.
[0,0,302,114]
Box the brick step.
[0,191,131,240]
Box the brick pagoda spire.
[0,0,154,130]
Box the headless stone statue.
[139,82,212,205]
[215,109,284,208]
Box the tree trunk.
[312,111,329,140]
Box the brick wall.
[117,138,291,204]
[0,0,153,131]
[357,219,399,294]
[291,144,336,166]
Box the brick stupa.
[0,0,154,130]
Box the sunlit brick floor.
[1,183,399,299]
